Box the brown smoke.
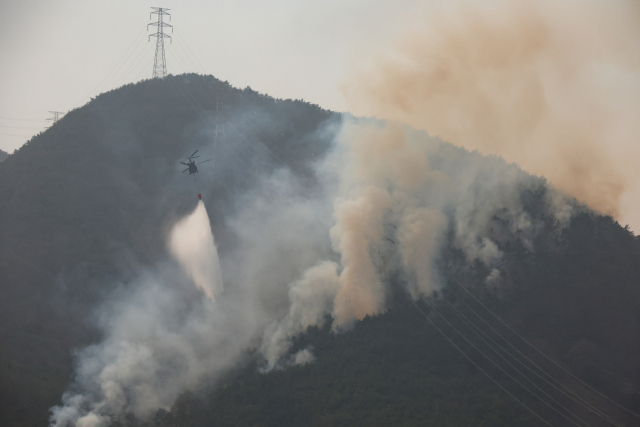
[329,121,449,326]
[342,0,640,221]
[331,187,393,325]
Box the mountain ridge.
[1,74,638,427]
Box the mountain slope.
[0,74,334,427]
[1,74,639,427]
[148,212,640,427]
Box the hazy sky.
[2,0,639,230]
[0,0,427,153]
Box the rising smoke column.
[259,121,450,369]
[259,116,570,369]
[329,121,447,325]
[342,0,640,228]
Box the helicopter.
[180,150,211,175]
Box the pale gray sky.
[2,0,639,231]
[0,0,428,153]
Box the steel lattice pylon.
[148,7,172,79]
[47,111,64,124]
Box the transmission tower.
[47,111,64,126]
[147,7,172,79]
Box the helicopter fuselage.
[187,161,198,174]
[181,150,209,175]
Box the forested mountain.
[0,149,8,163]
[170,212,640,427]
[0,74,639,427]
[0,74,333,427]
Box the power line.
[443,285,625,426]
[73,24,149,108]
[173,32,208,75]
[166,78,263,179]
[0,132,36,137]
[384,243,622,425]
[410,299,556,426]
[212,98,222,185]
[163,66,291,177]
[499,290,640,395]
[0,124,45,130]
[423,295,592,426]
[0,116,47,123]
[148,7,172,79]
[171,34,317,177]
[167,42,314,180]
[170,34,298,170]
[114,42,154,88]
[450,278,640,420]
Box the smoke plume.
[259,117,573,370]
[342,0,640,228]
[51,109,578,424]
[50,203,228,427]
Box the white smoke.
[50,203,228,427]
[51,116,576,425]
[293,348,316,366]
[259,261,340,369]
